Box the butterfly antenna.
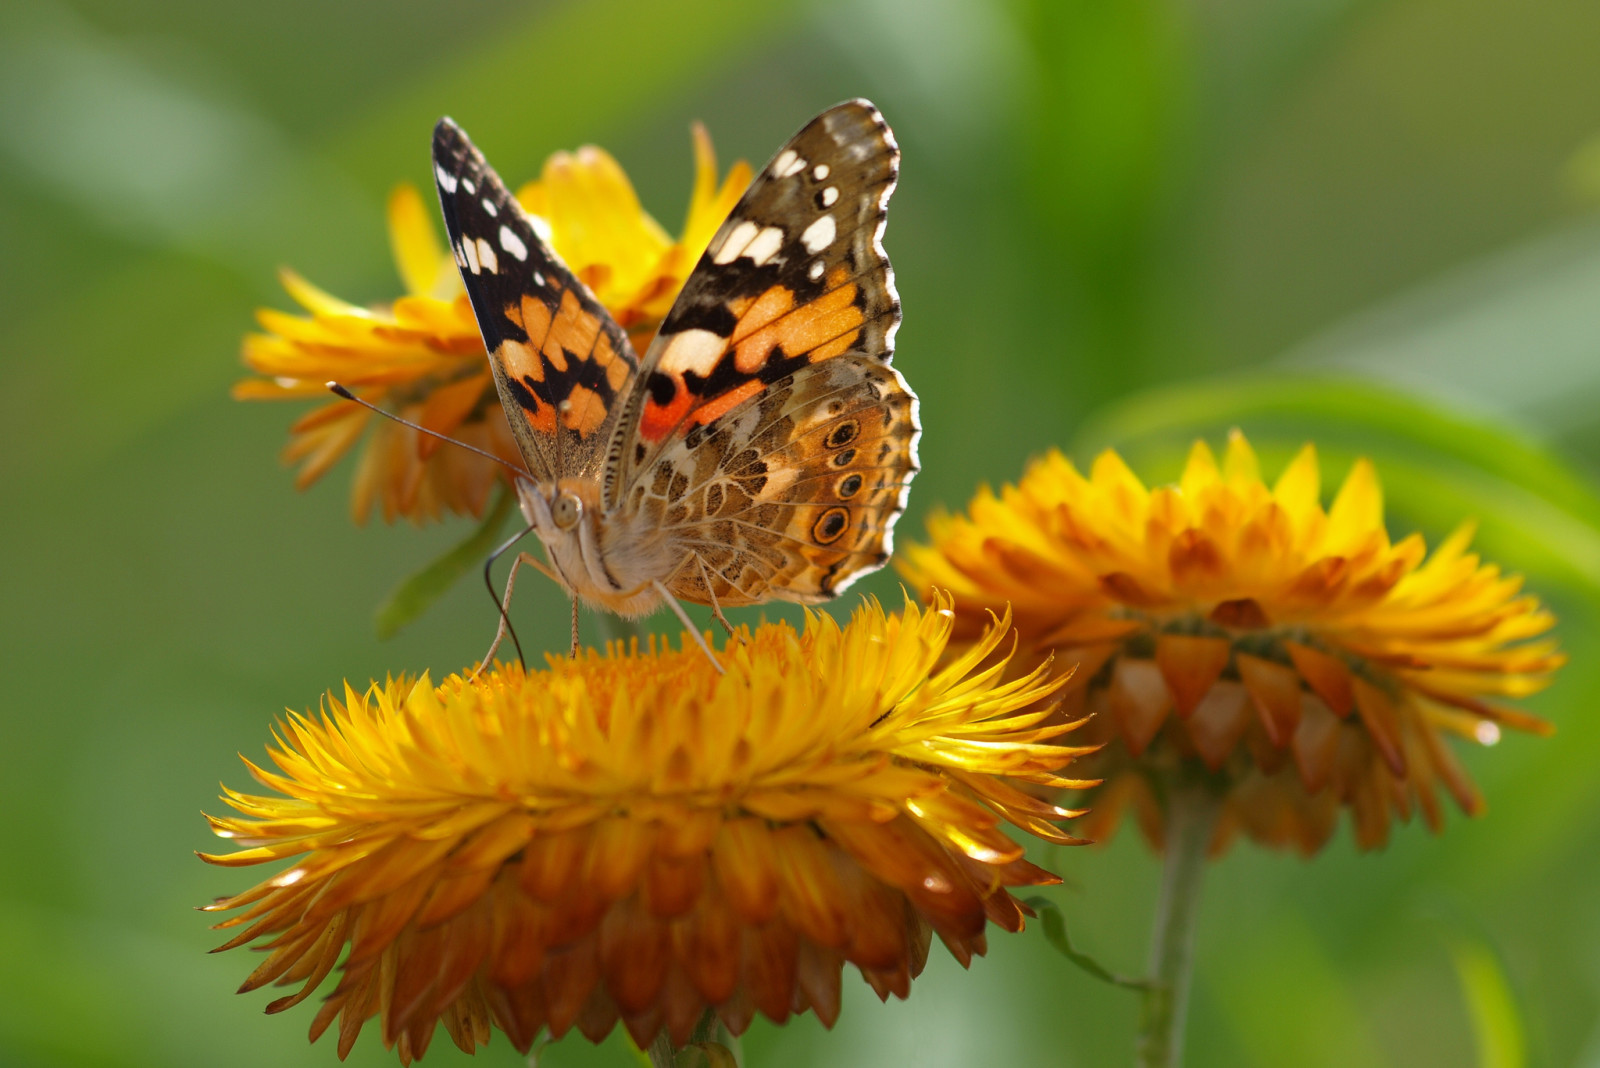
[326,382,531,479]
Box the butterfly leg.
[569,597,580,659]
[650,579,724,675]
[693,554,741,643]
[476,549,558,675]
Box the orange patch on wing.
[526,405,556,434]
[542,290,601,372]
[592,330,632,392]
[563,384,608,437]
[807,331,859,363]
[496,339,544,384]
[640,376,695,443]
[733,284,863,373]
[731,286,796,345]
[689,380,764,427]
[519,294,553,348]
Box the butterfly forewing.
[432,118,637,481]
[605,99,919,604]
[605,99,905,503]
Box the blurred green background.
[4,0,1600,1064]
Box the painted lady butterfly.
[432,100,919,650]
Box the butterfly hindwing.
[622,352,919,605]
[432,118,637,480]
[604,99,903,506]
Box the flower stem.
[1135,771,1220,1068]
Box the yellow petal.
[1221,428,1260,485]
[387,184,448,298]
[1326,457,1383,551]
[1179,439,1220,499]
[1271,443,1320,518]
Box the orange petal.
[1291,694,1342,793]
[1284,641,1355,717]
[675,892,742,1004]
[740,917,799,1021]
[1237,654,1302,746]
[1155,635,1232,716]
[599,895,670,1014]
[711,819,780,924]
[1109,659,1174,757]
[520,827,587,903]
[641,852,705,919]
[1351,678,1407,776]
[1209,597,1270,628]
[1182,680,1252,770]
[771,825,850,948]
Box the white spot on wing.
[772,149,806,178]
[808,259,825,280]
[533,271,545,286]
[482,198,498,216]
[801,215,836,254]
[462,177,477,194]
[434,164,458,193]
[712,220,759,264]
[528,214,553,243]
[660,329,728,377]
[499,225,528,261]
[744,226,785,266]
[461,239,480,274]
[821,186,839,207]
[812,163,830,180]
[476,237,498,274]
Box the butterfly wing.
[432,118,638,481]
[605,99,918,602]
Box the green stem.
[1135,771,1220,1068]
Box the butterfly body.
[433,101,918,623]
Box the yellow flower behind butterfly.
[236,127,751,523]
[202,596,1091,1063]
[900,431,1563,855]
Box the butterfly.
[431,100,919,659]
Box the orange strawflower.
[900,431,1563,854]
[202,596,1090,1062]
[236,127,750,523]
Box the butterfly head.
[516,477,597,542]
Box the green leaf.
[1074,374,1600,598]
[1025,896,1148,991]
[1425,916,1529,1068]
[373,487,517,639]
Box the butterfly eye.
[552,492,583,530]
